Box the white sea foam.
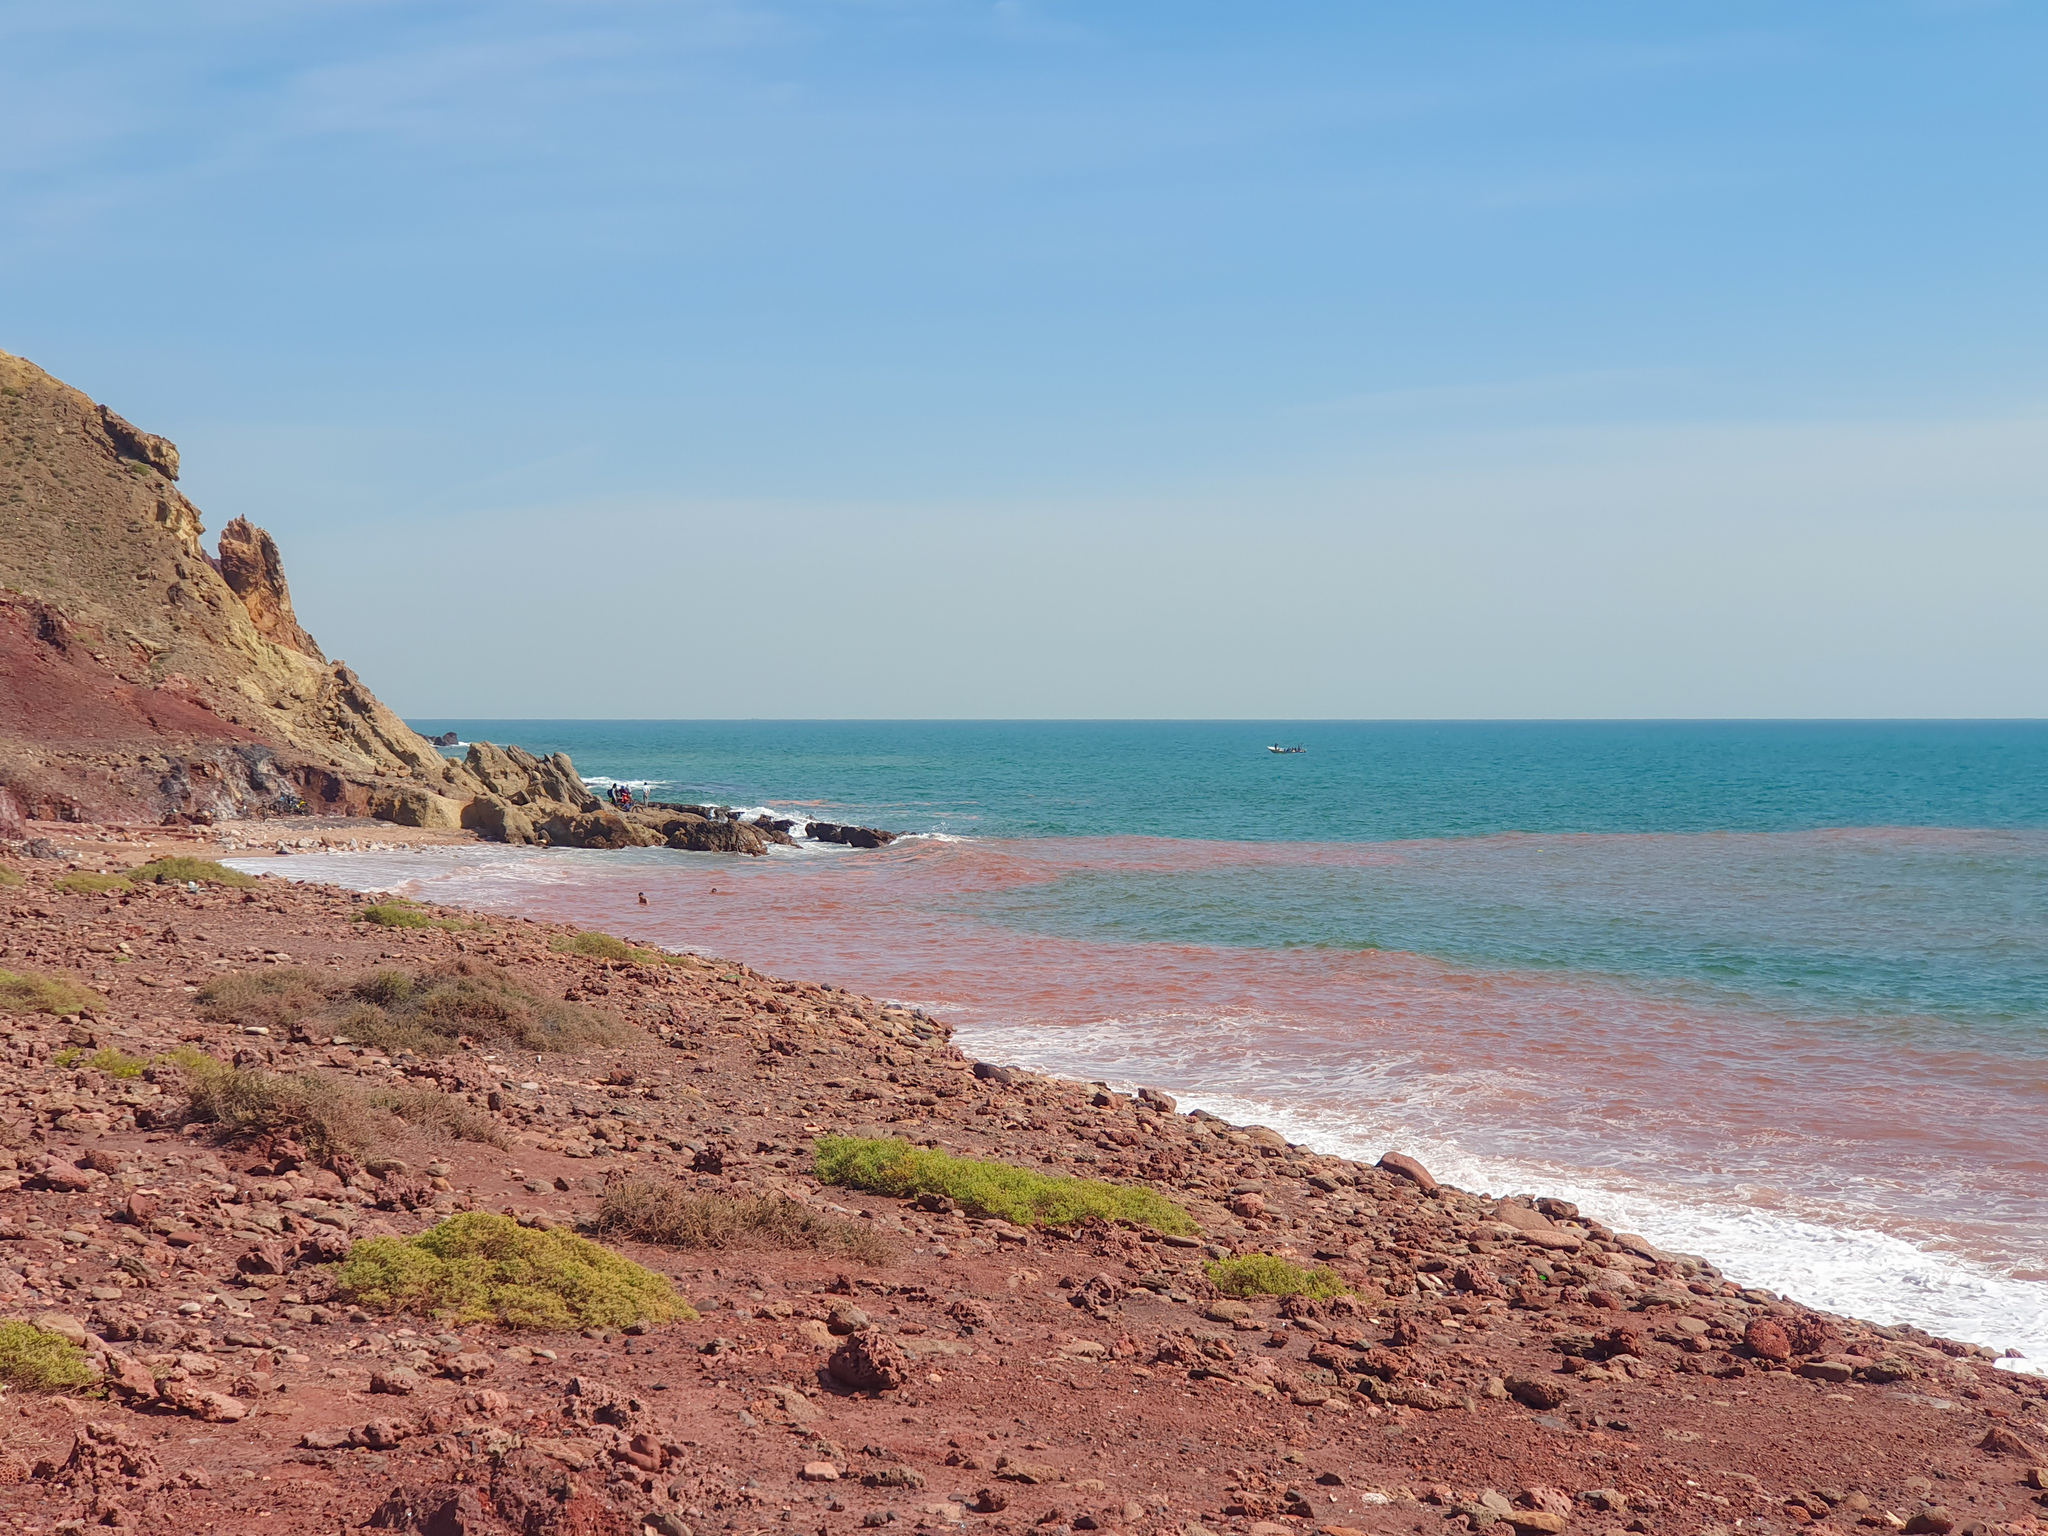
[954,1022,2048,1373]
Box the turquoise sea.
[238,721,2048,1365]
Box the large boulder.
[369,786,466,831]
[464,741,598,811]
[539,808,660,850]
[828,1328,907,1392]
[461,794,537,845]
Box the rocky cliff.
[0,349,527,833]
[0,348,895,851]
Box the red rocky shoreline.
[0,828,2044,1536]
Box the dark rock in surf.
[662,815,770,857]
[805,820,898,849]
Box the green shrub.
[54,871,131,895]
[813,1135,1198,1235]
[52,1046,145,1078]
[333,1213,696,1330]
[594,1180,893,1264]
[1205,1253,1349,1300]
[172,1049,375,1156]
[128,856,257,888]
[0,1321,93,1391]
[0,969,104,1017]
[553,930,634,961]
[0,865,23,888]
[550,930,685,965]
[355,901,434,928]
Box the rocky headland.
[0,348,895,857]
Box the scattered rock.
[1797,1359,1856,1384]
[353,1420,411,1452]
[1377,1152,1437,1193]
[1745,1318,1793,1362]
[829,1328,908,1392]
[997,1457,1064,1485]
[1506,1375,1569,1410]
[1978,1426,2042,1458]
[158,1382,248,1423]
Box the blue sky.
[4,2,2044,717]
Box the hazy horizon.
[6,3,2044,719]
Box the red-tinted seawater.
[237,822,2048,1368]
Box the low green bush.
[0,1321,94,1391]
[54,871,131,895]
[333,1213,696,1330]
[550,931,686,965]
[355,901,434,928]
[129,856,257,888]
[0,969,104,1017]
[52,1046,146,1078]
[813,1135,1198,1235]
[0,865,23,888]
[1205,1253,1349,1300]
[553,930,634,961]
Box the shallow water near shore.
[231,720,2048,1366]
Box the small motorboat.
[1267,744,1306,754]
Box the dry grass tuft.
[594,1179,894,1265]
[335,959,629,1057]
[370,1085,512,1148]
[551,931,690,965]
[196,967,334,1033]
[195,960,629,1058]
[171,1048,376,1157]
